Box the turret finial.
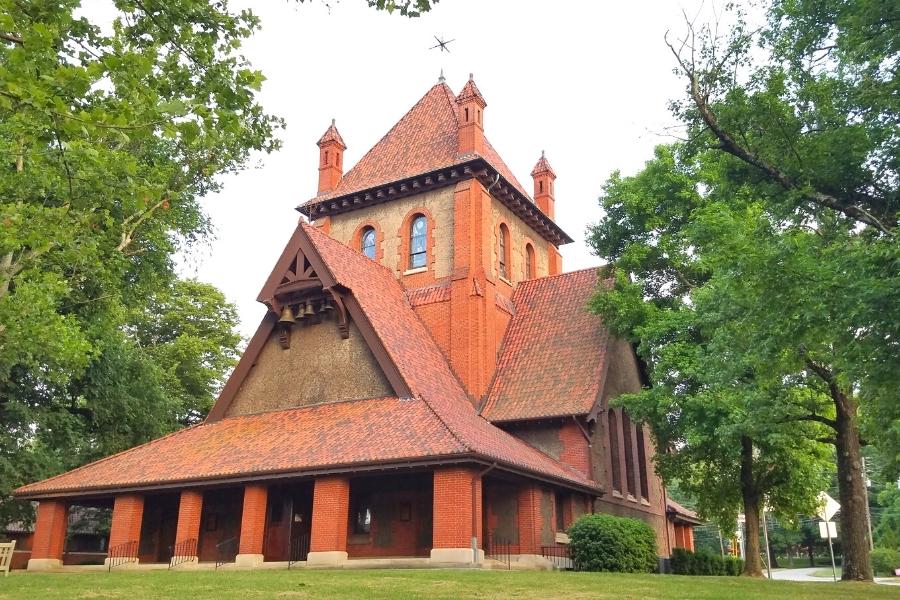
[438,68,445,83]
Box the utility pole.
[862,457,874,551]
[762,509,773,580]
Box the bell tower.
[317,119,346,194]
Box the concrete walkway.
[769,567,900,586]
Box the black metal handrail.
[288,533,310,569]
[168,538,198,569]
[215,536,238,570]
[540,544,575,570]
[485,531,511,569]
[107,540,139,572]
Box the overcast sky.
[166,0,713,338]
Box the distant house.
[16,76,694,571]
[666,499,703,552]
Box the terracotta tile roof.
[15,397,465,496]
[482,268,610,423]
[406,280,451,307]
[531,151,556,178]
[303,82,528,203]
[456,75,486,107]
[317,119,346,149]
[17,227,599,498]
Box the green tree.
[592,0,897,580]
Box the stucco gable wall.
[225,315,392,417]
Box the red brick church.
[15,75,698,571]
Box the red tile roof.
[531,151,556,178]
[15,397,465,496]
[303,82,528,203]
[667,498,703,524]
[456,75,486,107]
[317,119,346,149]
[482,268,610,423]
[17,227,599,498]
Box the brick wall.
[30,500,67,561]
[433,467,481,549]
[238,484,268,555]
[108,494,144,553]
[516,485,542,555]
[310,476,349,552]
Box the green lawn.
[0,569,894,600]
[811,568,842,578]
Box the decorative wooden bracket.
[327,288,350,339]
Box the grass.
[0,569,894,600]
[811,568,842,578]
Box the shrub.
[567,514,658,573]
[871,547,900,577]
[670,547,742,576]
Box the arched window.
[622,410,637,497]
[608,410,622,493]
[636,425,650,500]
[361,226,376,260]
[525,243,536,279]
[409,215,427,269]
[498,224,510,279]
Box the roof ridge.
[517,266,601,289]
[302,223,397,280]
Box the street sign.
[819,521,837,539]
[816,492,840,522]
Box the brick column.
[517,485,542,556]
[431,467,482,564]
[27,499,68,570]
[235,484,268,567]
[172,489,203,565]
[307,476,349,565]
[107,494,144,566]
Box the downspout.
[485,173,500,194]
[473,462,497,564]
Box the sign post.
[816,492,841,582]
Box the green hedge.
[671,547,743,576]
[567,514,657,573]
[871,547,900,577]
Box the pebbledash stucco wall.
[326,186,456,279]
[225,314,392,417]
[490,198,550,283]
[591,336,670,556]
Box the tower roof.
[317,119,346,149]
[301,81,526,204]
[456,74,486,108]
[531,150,556,178]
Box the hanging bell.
[304,301,315,317]
[279,305,295,324]
[321,296,334,311]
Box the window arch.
[360,226,376,259]
[409,214,427,269]
[525,243,536,279]
[498,223,510,280]
[608,410,622,493]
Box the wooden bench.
[0,540,15,576]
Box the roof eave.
[298,158,573,247]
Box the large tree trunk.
[740,436,764,577]
[834,391,873,581]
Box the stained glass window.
[361,227,376,259]
[410,215,427,269]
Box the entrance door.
[263,485,312,562]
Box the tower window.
[465,107,469,122]
[539,180,543,193]
[324,150,329,165]
[525,243,536,279]
[498,224,510,280]
[361,226,376,260]
[622,410,637,497]
[409,215,427,269]
[637,425,650,500]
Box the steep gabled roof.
[531,151,556,178]
[16,226,600,499]
[302,82,528,204]
[482,268,610,423]
[667,498,703,525]
[317,119,346,149]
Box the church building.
[15,76,697,571]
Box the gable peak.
[317,119,346,149]
[456,73,486,108]
[531,150,556,178]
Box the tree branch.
[0,32,23,45]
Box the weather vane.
[430,35,454,53]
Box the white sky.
[171,0,712,338]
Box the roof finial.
[541,149,545,158]
[438,68,445,83]
[331,118,335,126]
[469,72,474,81]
